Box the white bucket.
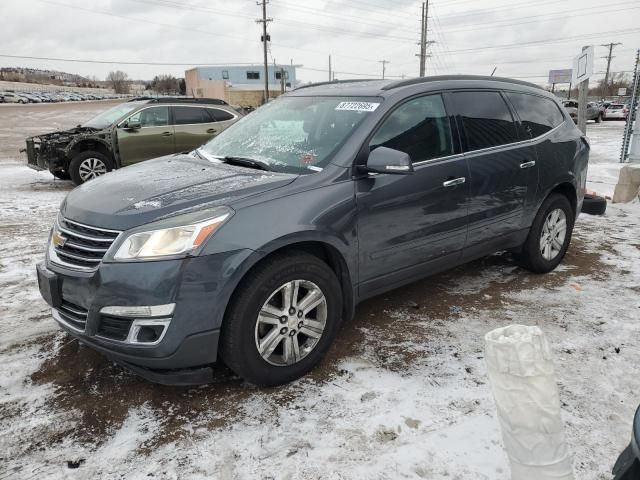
[484,324,574,480]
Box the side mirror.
[125,121,142,131]
[360,146,414,175]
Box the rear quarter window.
[207,108,235,122]
[506,92,565,138]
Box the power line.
[129,0,419,43]
[438,2,639,34]
[32,0,381,64]
[444,28,640,54]
[0,54,263,66]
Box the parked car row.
[562,99,631,122]
[0,91,122,103]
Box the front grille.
[57,300,88,331]
[52,217,121,271]
[97,315,134,341]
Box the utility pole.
[601,42,622,99]
[256,0,272,103]
[415,1,434,77]
[418,2,426,77]
[379,60,390,79]
[328,55,332,82]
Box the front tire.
[518,194,574,273]
[220,252,343,386]
[69,150,113,185]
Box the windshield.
[201,96,381,174]
[82,102,143,129]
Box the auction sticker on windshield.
[335,101,380,112]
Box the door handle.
[206,128,217,134]
[161,131,173,137]
[520,160,536,169]
[442,177,466,187]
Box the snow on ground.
[0,106,638,479]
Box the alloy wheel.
[254,279,327,366]
[78,157,107,181]
[539,208,567,261]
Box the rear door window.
[506,92,565,138]
[448,91,518,151]
[369,94,453,162]
[173,106,208,125]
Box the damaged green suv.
[25,97,241,185]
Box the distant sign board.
[618,87,627,96]
[548,69,572,84]
[572,46,594,83]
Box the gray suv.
[36,76,589,386]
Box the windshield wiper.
[220,156,271,171]
[194,149,271,171]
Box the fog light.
[125,318,171,345]
[136,325,165,343]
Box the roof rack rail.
[127,96,228,105]
[382,75,543,91]
[294,79,383,91]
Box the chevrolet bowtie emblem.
[52,230,67,248]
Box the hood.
[62,153,297,230]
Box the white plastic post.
[484,325,574,480]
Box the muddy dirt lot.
[0,103,638,479]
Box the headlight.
[113,209,232,260]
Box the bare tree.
[106,70,130,94]
[151,74,179,95]
[592,72,631,97]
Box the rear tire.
[581,194,607,215]
[220,252,343,386]
[51,170,71,180]
[69,150,113,185]
[518,194,574,273]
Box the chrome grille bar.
[50,217,121,271]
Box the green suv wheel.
[69,151,114,185]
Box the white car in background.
[605,103,629,120]
[1,92,28,103]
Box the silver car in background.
[605,103,629,120]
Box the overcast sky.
[1,0,639,86]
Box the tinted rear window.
[506,92,564,138]
[448,91,518,151]
[608,104,624,109]
[208,108,235,122]
[173,106,208,125]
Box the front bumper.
[37,248,254,381]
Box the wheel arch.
[548,181,578,216]
[225,237,356,328]
[65,138,115,168]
